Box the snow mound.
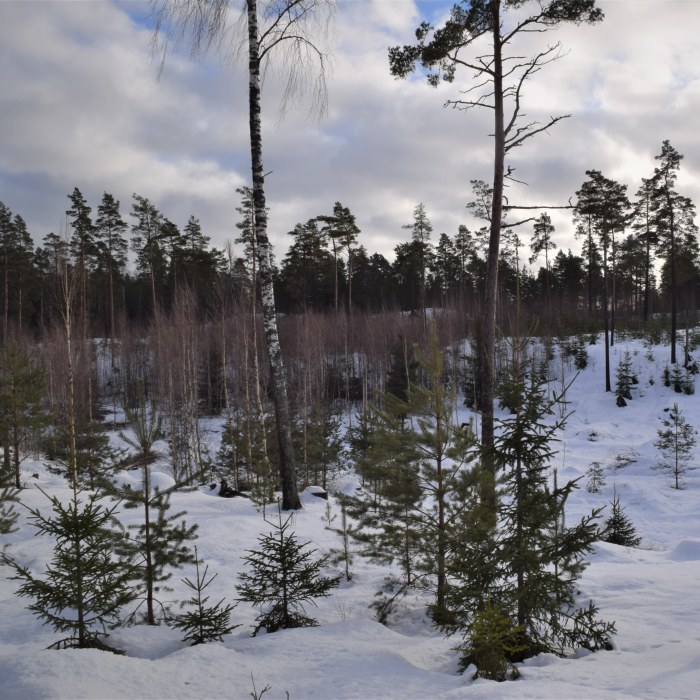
[111,470,140,490]
[151,471,176,491]
[668,540,700,561]
[589,542,632,563]
[109,469,176,494]
[300,485,328,503]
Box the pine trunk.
[587,224,594,315]
[643,199,652,323]
[3,236,8,346]
[108,262,116,354]
[668,192,677,365]
[480,4,504,509]
[603,242,611,392]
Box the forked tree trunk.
[247,0,301,511]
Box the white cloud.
[1,0,699,264]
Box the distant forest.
[2,157,699,339]
[0,142,698,495]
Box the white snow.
[2,334,700,699]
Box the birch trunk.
[247,0,301,510]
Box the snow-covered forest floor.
[2,334,700,699]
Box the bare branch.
[505,114,570,152]
[446,95,495,111]
[149,0,335,120]
[503,44,561,140]
[504,167,529,186]
[447,53,494,78]
[503,202,575,211]
[258,0,310,48]
[502,217,538,229]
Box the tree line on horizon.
[1,140,698,344]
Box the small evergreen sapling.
[615,352,637,407]
[326,501,355,582]
[385,335,418,409]
[0,342,49,488]
[586,462,606,493]
[342,329,476,624]
[215,412,247,492]
[459,600,525,681]
[245,413,279,512]
[663,365,671,387]
[119,488,198,625]
[445,361,615,673]
[43,405,121,490]
[75,421,122,489]
[654,403,697,489]
[295,401,344,491]
[0,474,19,541]
[170,546,238,645]
[3,488,136,652]
[236,509,339,635]
[216,409,277,504]
[338,407,422,594]
[667,365,695,395]
[113,396,198,625]
[573,336,589,370]
[684,371,696,395]
[601,489,641,547]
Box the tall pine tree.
[95,192,128,343]
[652,141,698,365]
[66,188,96,329]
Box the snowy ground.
[2,334,700,699]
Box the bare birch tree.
[150,0,334,510]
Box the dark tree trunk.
[668,194,677,365]
[643,201,652,323]
[480,3,504,497]
[144,468,155,625]
[3,236,7,346]
[603,242,611,392]
[610,232,616,347]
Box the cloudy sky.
[1,0,699,265]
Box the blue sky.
[1,0,699,263]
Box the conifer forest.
[1,0,700,698]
